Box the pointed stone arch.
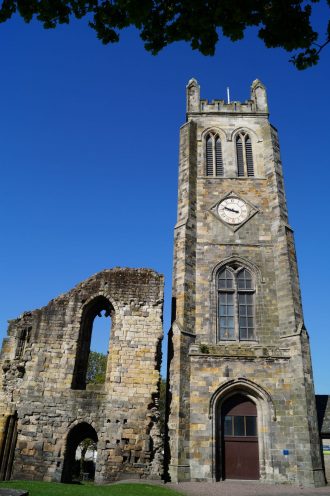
[209,378,275,481]
[61,422,98,483]
[229,126,262,143]
[201,127,227,142]
[210,255,262,284]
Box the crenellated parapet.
[186,78,268,114]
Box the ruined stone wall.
[0,268,164,482]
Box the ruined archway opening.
[61,423,98,483]
[71,296,113,390]
[75,437,97,482]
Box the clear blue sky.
[0,7,329,393]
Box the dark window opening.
[15,327,31,359]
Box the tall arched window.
[71,296,113,390]
[217,265,255,341]
[236,132,254,177]
[205,132,224,176]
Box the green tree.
[0,1,329,69]
[78,438,97,478]
[86,351,107,384]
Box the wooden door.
[221,394,259,480]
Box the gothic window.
[71,296,112,390]
[217,265,255,341]
[205,132,224,176]
[236,132,254,177]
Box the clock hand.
[225,207,239,214]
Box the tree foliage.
[77,438,97,479]
[78,438,97,466]
[0,1,329,69]
[86,351,107,384]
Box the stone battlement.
[186,78,269,114]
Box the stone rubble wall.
[0,268,164,482]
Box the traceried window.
[236,132,254,177]
[205,132,224,176]
[217,265,255,341]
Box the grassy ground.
[0,481,183,496]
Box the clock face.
[218,197,249,225]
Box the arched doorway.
[61,423,98,483]
[219,394,259,480]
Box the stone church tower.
[167,79,325,486]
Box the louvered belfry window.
[245,136,254,176]
[215,137,224,176]
[206,135,213,176]
[236,135,244,177]
[218,265,255,341]
[236,132,254,177]
[205,133,224,176]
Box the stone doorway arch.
[61,422,98,483]
[210,378,275,482]
[220,394,259,480]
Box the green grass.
[0,481,184,496]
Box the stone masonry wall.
[0,268,164,482]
